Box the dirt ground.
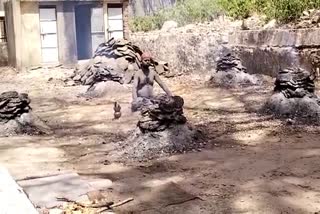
[1,66,320,214]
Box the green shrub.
[129,0,320,32]
[129,0,221,32]
[217,0,254,19]
[264,0,310,22]
[218,0,320,22]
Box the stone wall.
[230,29,320,77]
[0,42,7,66]
[131,21,320,77]
[131,18,237,76]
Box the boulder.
[161,21,178,32]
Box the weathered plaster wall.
[21,1,41,67]
[4,0,21,68]
[131,26,320,77]
[229,29,320,77]
[0,0,4,14]
[59,1,78,65]
[0,42,7,66]
[229,28,320,48]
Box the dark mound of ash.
[209,53,262,88]
[0,91,51,136]
[263,67,320,124]
[111,95,204,161]
[70,38,170,88]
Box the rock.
[49,208,64,214]
[0,119,21,136]
[88,179,113,190]
[87,190,105,204]
[293,9,320,29]
[17,112,53,135]
[243,14,265,30]
[311,10,320,23]
[161,21,178,32]
[263,19,277,29]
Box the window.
[107,4,124,39]
[0,17,6,42]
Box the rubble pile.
[290,9,320,29]
[209,53,262,87]
[71,38,170,86]
[303,50,320,70]
[274,67,315,98]
[264,67,320,124]
[110,95,204,161]
[0,91,31,123]
[138,95,187,132]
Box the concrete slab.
[18,172,114,209]
[18,172,92,209]
[0,167,38,214]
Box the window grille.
[0,17,6,42]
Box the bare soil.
[1,67,320,214]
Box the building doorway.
[75,5,104,60]
[39,7,59,63]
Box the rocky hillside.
[129,0,176,16]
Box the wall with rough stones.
[131,22,320,77]
[130,17,236,76]
[230,29,320,77]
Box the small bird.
[113,101,122,120]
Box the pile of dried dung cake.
[209,53,262,87]
[110,95,204,161]
[274,67,315,98]
[264,67,320,124]
[0,91,31,123]
[137,95,187,132]
[0,91,51,136]
[70,38,170,86]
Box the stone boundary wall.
[131,26,320,77]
